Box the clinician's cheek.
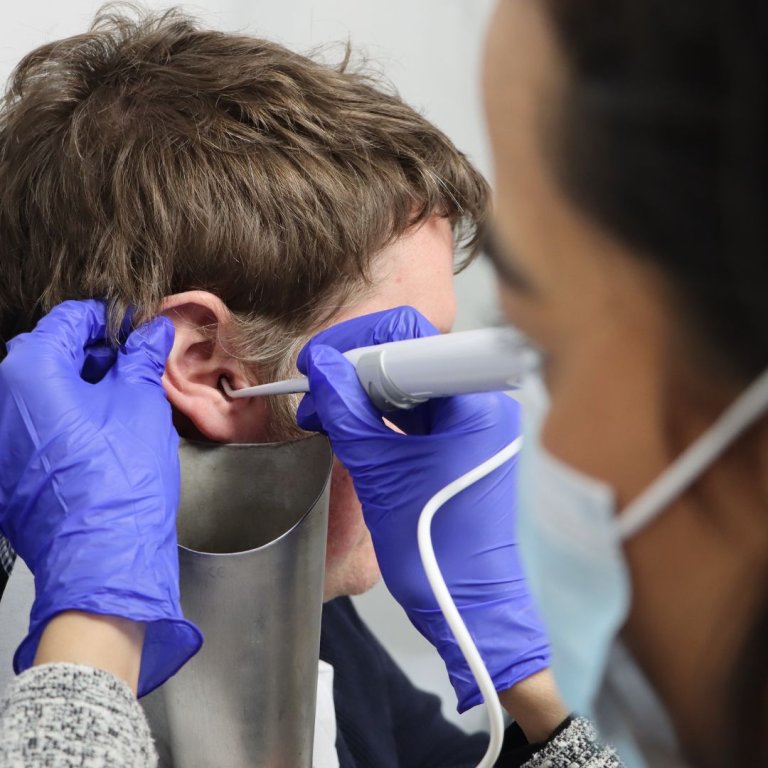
[540,350,672,515]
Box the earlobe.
[160,291,270,444]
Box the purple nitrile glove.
[296,306,549,711]
[0,300,202,696]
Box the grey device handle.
[347,328,537,410]
[222,327,538,411]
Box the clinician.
[296,1,768,767]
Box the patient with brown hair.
[0,5,491,766]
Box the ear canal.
[219,375,235,400]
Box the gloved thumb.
[297,306,439,375]
[114,316,175,386]
[297,344,388,438]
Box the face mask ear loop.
[617,367,768,540]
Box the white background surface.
[0,0,499,734]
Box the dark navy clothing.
[0,535,14,598]
[319,598,554,768]
[319,597,488,768]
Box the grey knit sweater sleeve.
[0,662,158,767]
[522,717,622,768]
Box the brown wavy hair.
[0,3,489,431]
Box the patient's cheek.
[323,459,380,600]
[326,461,366,560]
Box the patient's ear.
[161,290,270,443]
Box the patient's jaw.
[162,214,457,601]
[317,214,457,601]
[324,460,378,600]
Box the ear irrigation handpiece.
[221,327,538,411]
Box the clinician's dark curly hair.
[545,1,767,383]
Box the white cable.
[416,436,523,768]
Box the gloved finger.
[383,391,521,444]
[81,341,117,383]
[0,302,112,432]
[378,401,433,436]
[429,391,522,437]
[6,300,109,378]
[297,306,440,374]
[297,344,391,437]
[113,316,175,387]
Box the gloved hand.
[297,306,549,711]
[0,300,202,696]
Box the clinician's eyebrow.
[482,228,537,295]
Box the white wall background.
[0,0,499,734]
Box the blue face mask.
[517,368,768,767]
